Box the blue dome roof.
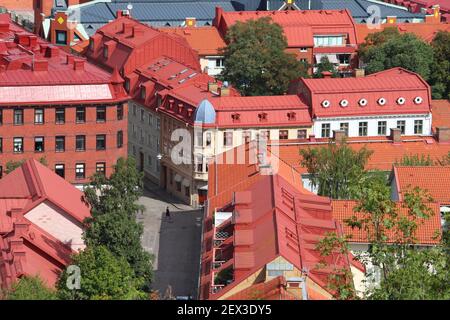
[194,99,216,124]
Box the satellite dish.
[127,3,133,10]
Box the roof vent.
[397,97,405,105]
[378,98,386,106]
[359,98,367,106]
[340,99,349,107]
[321,100,330,108]
[414,96,423,104]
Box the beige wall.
[25,201,85,251]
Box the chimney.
[132,25,145,38]
[425,5,441,23]
[185,17,196,27]
[353,68,365,78]
[208,81,219,93]
[73,59,85,71]
[28,35,38,48]
[386,16,397,24]
[123,22,133,34]
[436,127,450,143]
[0,16,9,33]
[33,59,48,72]
[333,130,346,143]
[390,128,402,144]
[66,55,75,65]
[218,86,230,97]
[321,71,332,78]
[46,45,59,58]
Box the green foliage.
[358,29,434,81]
[57,246,146,300]
[219,17,309,96]
[313,56,339,78]
[300,141,373,199]
[315,232,357,300]
[83,157,153,290]
[5,157,48,174]
[436,152,450,166]
[429,31,450,99]
[395,154,434,166]
[4,276,58,300]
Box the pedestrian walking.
[166,206,171,222]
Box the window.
[96,162,106,175]
[140,109,145,122]
[55,136,65,152]
[75,163,85,179]
[258,130,270,142]
[117,131,123,148]
[140,87,146,100]
[103,46,108,59]
[300,47,308,52]
[55,30,67,45]
[0,137,2,153]
[224,132,233,146]
[414,120,423,134]
[0,110,2,125]
[378,121,387,135]
[337,54,350,65]
[76,106,85,123]
[88,38,94,51]
[313,35,344,47]
[14,109,23,125]
[243,131,251,144]
[397,120,406,134]
[55,164,65,178]
[340,122,349,136]
[205,132,211,146]
[196,156,203,172]
[13,137,23,153]
[196,132,203,146]
[34,136,44,152]
[321,123,330,138]
[96,134,106,150]
[117,104,124,120]
[297,129,307,139]
[176,181,181,192]
[184,186,190,197]
[215,58,224,68]
[76,135,86,151]
[358,122,368,136]
[279,130,289,140]
[34,108,44,124]
[55,108,65,124]
[0,166,2,178]
[133,105,137,117]
[96,106,106,122]
[124,79,130,92]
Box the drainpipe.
[300,277,308,300]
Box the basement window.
[55,30,67,45]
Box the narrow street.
[137,181,203,299]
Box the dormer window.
[140,87,146,100]
[231,113,240,122]
[177,103,183,113]
[258,112,267,122]
[89,38,94,51]
[124,79,130,92]
[287,112,296,120]
[103,46,108,59]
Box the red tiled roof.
[272,136,450,174]
[0,160,90,289]
[393,166,450,204]
[332,200,442,245]
[431,99,450,132]
[0,14,126,106]
[296,68,431,118]
[215,8,358,48]
[160,26,226,56]
[356,22,450,44]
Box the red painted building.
[0,14,129,184]
[0,159,91,289]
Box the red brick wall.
[0,103,128,183]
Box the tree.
[313,56,339,78]
[358,29,434,81]
[3,276,58,300]
[347,181,449,299]
[57,246,146,300]
[219,17,309,96]
[429,31,450,99]
[300,141,373,199]
[83,157,153,290]
[395,154,434,166]
[316,232,357,300]
[5,157,48,174]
